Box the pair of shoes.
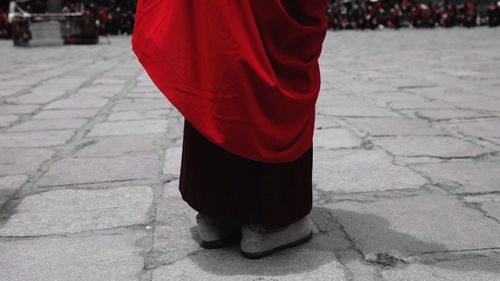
[240,215,313,259]
[196,213,241,249]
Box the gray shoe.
[196,213,241,249]
[240,215,313,259]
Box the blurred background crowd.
[0,0,499,41]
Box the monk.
[132,0,328,259]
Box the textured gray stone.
[347,118,444,136]
[147,196,200,269]
[44,97,109,109]
[32,108,100,119]
[151,236,347,281]
[0,186,153,236]
[0,175,28,207]
[76,135,160,157]
[0,130,75,148]
[0,115,19,127]
[374,136,491,158]
[0,104,40,114]
[381,256,500,281]
[327,195,500,257]
[315,115,340,129]
[313,149,426,193]
[318,106,399,117]
[107,109,169,121]
[416,109,495,121]
[464,194,500,221]
[313,128,362,149]
[444,119,500,139]
[0,148,54,176]
[7,118,88,132]
[412,161,500,193]
[6,90,68,104]
[37,154,159,186]
[163,147,183,176]
[0,231,146,281]
[111,100,170,112]
[86,119,168,136]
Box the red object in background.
[132,0,328,163]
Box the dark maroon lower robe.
[179,119,313,230]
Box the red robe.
[132,0,328,163]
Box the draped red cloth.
[132,0,328,163]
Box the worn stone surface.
[326,195,500,258]
[7,118,88,132]
[0,130,75,148]
[107,109,169,121]
[32,108,101,119]
[0,175,28,207]
[76,134,160,157]
[0,115,19,128]
[0,186,153,236]
[86,119,168,136]
[44,97,109,109]
[381,256,500,281]
[37,154,159,186]
[313,149,426,193]
[374,136,491,158]
[0,231,147,281]
[313,128,362,149]
[346,118,444,136]
[443,119,500,140]
[163,147,183,176]
[0,148,54,176]
[412,160,500,193]
[152,237,347,281]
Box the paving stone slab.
[0,175,28,207]
[381,256,500,281]
[6,90,68,104]
[0,148,54,176]
[163,147,183,176]
[147,195,200,269]
[0,231,146,281]
[44,97,109,109]
[313,149,426,193]
[32,109,100,120]
[415,109,495,121]
[0,115,19,127]
[443,119,500,140]
[313,128,362,149]
[464,194,500,221]
[326,195,500,258]
[111,100,171,112]
[374,136,491,158]
[346,118,444,136]
[0,130,75,148]
[412,161,500,194]
[107,109,169,121]
[87,119,168,136]
[318,106,400,117]
[0,186,153,236]
[0,104,40,115]
[37,154,159,186]
[151,235,347,281]
[7,118,88,132]
[76,134,160,157]
[388,99,455,110]
[315,115,340,129]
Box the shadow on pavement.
[187,206,500,277]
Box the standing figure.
[132,0,328,259]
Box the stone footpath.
[1,28,500,281]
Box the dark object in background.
[488,1,500,27]
[9,1,98,46]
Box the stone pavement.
[0,28,499,280]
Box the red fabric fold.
[132,0,328,163]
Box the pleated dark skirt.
[179,119,313,230]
